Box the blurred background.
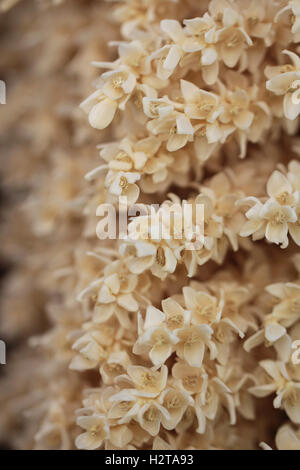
[0,0,116,449]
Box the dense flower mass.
[1,0,300,451]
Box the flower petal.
[89,99,117,129]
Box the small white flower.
[76,415,109,450]
[266,50,300,120]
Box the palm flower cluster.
[1,0,300,450]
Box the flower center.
[167,313,183,329]
[186,333,201,345]
[90,425,101,437]
[271,211,286,225]
[156,247,166,266]
[144,407,159,422]
[112,73,125,89]
[169,124,177,135]
[196,304,215,320]
[119,401,132,411]
[227,33,242,48]
[198,126,206,136]
[141,372,156,388]
[276,191,291,205]
[116,151,131,162]
[197,102,213,114]
[126,245,137,257]
[106,363,123,374]
[183,374,200,389]
[154,333,169,346]
[166,395,181,409]
[229,105,242,116]
[119,176,129,193]
[248,17,259,27]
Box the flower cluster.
[240,163,300,248]
[119,171,246,278]
[74,277,259,449]
[2,0,300,452]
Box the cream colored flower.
[108,390,140,423]
[240,169,299,248]
[275,0,300,42]
[122,365,168,397]
[108,424,133,449]
[201,172,244,250]
[183,286,223,325]
[213,9,253,67]
[242,0,273,46]
[161,297,191,331]
[266,50,300,120]
[100,351,131,385]
[212,318,244,365]
[194,121,234,162]
[133,306,179,365]
[181,79,221,123]
[275,381,300,423]
[137,400,170,436]
[80,91,118,130]
[175,324,215,367]
[147,112,194,152]
[182,16,218,84]
[120,238,180,280]
[98,135,190,194]
[140,147,190,194]
[100,138,153,173]
[249,360,300,423]
[220,89,254,131]
[266,282,300,328]
[172,361,207,395]
[80,64,137,130]
[267,170,299,207]
[143,97,174,119]
[244,281,300,361]
[75,415,109,450]
[121,201,186,278]
[105,170,140,205]
[181,188,235,276]
[100,68,136,101]
[159,387,194,430]
[261,199,297,247]
[195,376,234,433]
[70,331,108,371]
[182,15,216,53]
[91,261,139,329]
[158,19,186,76]
[217,362,256,421]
